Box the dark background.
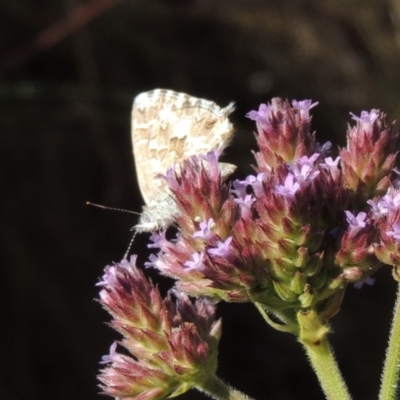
[2,1,400,399]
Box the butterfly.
[131,89,235,232]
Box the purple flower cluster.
[146,99,398,323]
[98,257,221,399]
[341,109,398,203]
[371,189,400,280]
[98,97,400,398]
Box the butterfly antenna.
[123,230,138,259]
[86,201,141,259]
[86,201,140,216]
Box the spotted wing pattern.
[131,89,235,232]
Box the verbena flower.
[98,257,221,399]
[372,188,400,281]
[334,210,379,284]
[99,95,400,399]
[246,98,318,171]
[340,109,398,208]
[145,98,400,333]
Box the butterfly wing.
[131,89,235,231]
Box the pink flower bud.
[98,258,221,398]
[340,109,398,206]
[246,98,318,171]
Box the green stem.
[379,283,400,400]
[254,302,298,333]
[195,375,255,400]
[297,309,351,400]
[302,337,352,400]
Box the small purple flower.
[354,276,376,289]
[246,103,272,128]
[243,173,266,196]
[96,265,119,288]
[381,191,400,211]
[344,210,367,228]
[184,252,206,272]
[369,190,400,219]
[100,342,121,365]
[289,154,320,185]
[234,195,254,219]
[350,110,380,125]
[233,194,255,209]
[386,222,400,241]
[208,237,234,260]
[368,199,388,218]
[199,150,222,178]
[274,173,300,198]
[232,174,261,218]
[193,218,217,242]
[148,230,170,249]
[292,99,319,120]
[158,166,179,191]
[320,156,341,182]
[97,258,134,289]
[348,110,382,148]
[320,156,340,170]
[231,178,251,199]
[299,153,320,166]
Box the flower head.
[98,257,221,399]
[111,98,398,346]
[98,95,400,399]
[147,133,352,325]
[246,98,318,171]
[160,150,238,238]
[372,188,400,280]
[145,98,393,331]
[334,211,379,284]
[340,109,399,207]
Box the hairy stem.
[302,337,352,400]
[196,375,255,400]
[379,283,400,400]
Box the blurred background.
[2,0,400,399]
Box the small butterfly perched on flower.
[131,89,236,232]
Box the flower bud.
[334,211,380,283]
[160,150,238,237]
[371,188,400,281]
[98,257,221,398]
[246,98,318,171]
[340,110,398,207]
